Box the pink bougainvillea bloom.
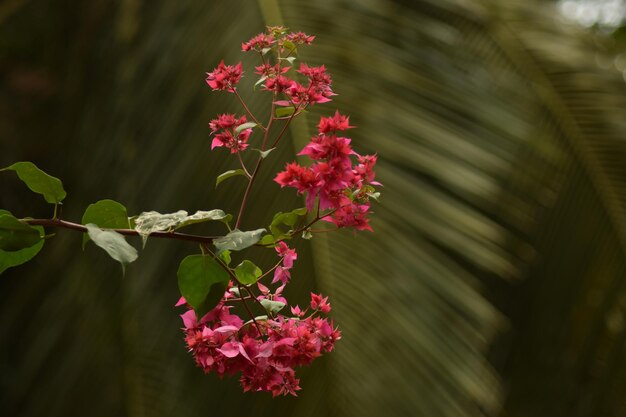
[326,202,373,231]
[286,81,332,106]
[290,305,305,317]
[297,64,331,87]
[178,285,339,397]
[209,114,252,153]
[286,31,315,45]
[206,61,243,91]
[275,242,297,268]
[318,111,355,134]
[242,33,275,51]
[272,266,291,285]
[274,162,317,193]
[310,293,331,313]
[264,75,294,93]
[254,63,290,77]
[352,154,381,187]
[209,113,247,133]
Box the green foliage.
[275,106,296,117]
[216,169,247,187]
[260,299,286,314]
[213,228,265,253]
[251,147,275,159]
[233,259,262,285]
[85,224,138,271]
[0,212,42,251]
[0,210,44,274]
[269,207,307,240]
[234,122,257,134]
[81,199,130,248]
[177,255,230,316]
[1,161,66,204]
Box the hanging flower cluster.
[178,289,340,397]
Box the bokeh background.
[2,0,626,416]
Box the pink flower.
[206,61,243,91]
[177,286,339,397]
[272,266,291,285]
[264,75,294,93]
[274,162,317,193]
[209,114,252,153]
[275,242,297,268]
[310,293,331,313]
[318,111,354,134]
[286,31,315,45]
[242,33,275,52]
[255,63,290,77]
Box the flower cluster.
[209,113,252,153]
[192,26,379,397]
[205,61,243,91]
[275,111,380,231]
[178,290,340,397]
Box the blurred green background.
[2,0,626,416]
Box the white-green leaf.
[176,209,231,229]
[251,148,276,159]
[134,210,188,246]
[213,228,265,253]
[260,299,286,314]
[85,224,138,271]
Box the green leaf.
[259,234,276,246]
[251,148,276,159]
[213,228,265,253]
[233,260,262,285]
[0,210,44,274]
[85,224,138,271]
[275,106,296,118]
[218,250,231,266]
[234,122,257,135]
[261,47,271,55]
[270,207,307,238]
[282,40,296,53]
[177,255,229,316]
[260,299,286,314]
[0,214,42,251]
[216,169,247,187]
[2,161,66,204]
[81,199,130,249]
[302,230,313,240]
[280,56,296,64]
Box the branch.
[25,218,217,244]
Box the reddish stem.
[26,218,217,244]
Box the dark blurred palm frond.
[270,0,626,416]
